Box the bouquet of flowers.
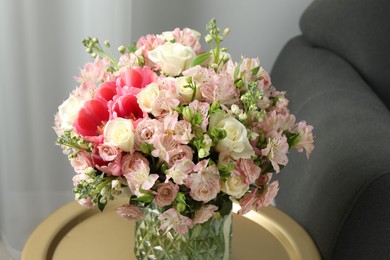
[54,19,313,235]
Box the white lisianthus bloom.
[104,118,135,152]
[210,112,255,160]
[176,77,202,103]
[58,95,85,130]
[148,42,196,76]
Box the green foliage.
[56,130,92,153]
[190,52,211,67]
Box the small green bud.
[92,37,99,44]
[231,104,240,115]
[176,202,186,212]
[118,45,126,54]
[223,28,230,36]
[205,34,213,43]
[86,48,92,53]
[104,40,110,47]
[198,148,209,159]
[91,52,97,58]
[238,113,248,121]
[182,106,193,122]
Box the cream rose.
[137,83,162,116]
[221,175,249,199]
[103,118,135,152]
[58,95,85,130]
[210,112,255,159]
[148,42,196,76]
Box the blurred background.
[0,0,312,258]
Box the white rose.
[136,83,164,116]
[58,95,85,130]
[104,118,135,152]
[221,175,249,198]
[148,42,196,76]
[176,77,202,103]
[210,112,255,160]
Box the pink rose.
[98,143,120,161]
[121,152,149,175]
[194,204,218,224]
[116,204,145,221]
[169,145,194,166]
[70,150,93,174]
[95,152,123,176]
[155,182,179,208]
[135,118,163,148]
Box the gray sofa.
[271,0,390,259]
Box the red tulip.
[74,99,109,137]
[118,67,157,89]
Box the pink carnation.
[236,158,261,185]
[172,28,202,54]
[238,181,279,215]
[185,160,220,203]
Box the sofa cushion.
[300,0,390,108]
[271,36,390,260]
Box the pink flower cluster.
[54,21,314,234]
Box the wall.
[131,0,313,72]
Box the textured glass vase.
[134,203,232,260]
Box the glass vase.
[134,203,232,260]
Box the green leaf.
[190,52,211,67]
[97,196,107,212]
[219,198,233,217]
[251,66,260,75]
[284,131,301,148]
[131,194,154,203]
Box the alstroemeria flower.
[158,208,194,234]
[194,204,218,224]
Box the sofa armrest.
[271,36,390,260]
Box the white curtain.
[0,0,311,258]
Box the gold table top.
[22,198,320,260]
